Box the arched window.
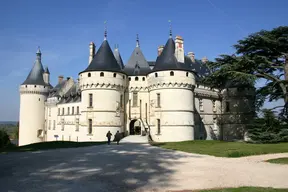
[88,73,91,77]
[34,85,37,88]
[155,73,158,77]
[100,72,104,77]
[113,73,116,78]
[142,77,145,81]
[135,77,139,81]
[186,72,189,77]
[128,77,131,81]
[170,71,174,76]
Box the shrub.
[0,129,11,149]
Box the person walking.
[115,130,121,145]
[106,131,112,145]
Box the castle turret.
[79,27,127,141]
[147,29,196,142]
[113,44,124,69]
[43,66,50,85]
[19,47,49,146]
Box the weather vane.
[168,20,172,38]
[136,34,139,47]
[104,21,107,40]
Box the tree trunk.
[283,54,288,113]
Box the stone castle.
[18,29,255,146]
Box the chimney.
[175,35,184,63]
[187,52,195,62]
[58,75,64,84]
[202,56,208,63]
[89,42,96,65]
[157,45,164,56]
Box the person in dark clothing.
[106,131,112,145]
[115,131,121,145]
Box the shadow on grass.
[0,141,106,153]
[0,143,200,192]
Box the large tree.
[203,26,288,113]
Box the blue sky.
[0,0,287,121]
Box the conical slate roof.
[81,40,122,73]
[22,49,46,86]
[113,46,124,69]
[124,46,151,76]
[152,37,187,72]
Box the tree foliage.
[0,129,11,149]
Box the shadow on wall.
[0,143,204,191]
[193,109,207,140]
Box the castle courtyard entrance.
[129,119,141,135]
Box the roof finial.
[104,21,107,40]
[136,34,140,47]
[168,20,172,38]
[36,46,41,54]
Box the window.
[49,108,51,116]
[61,119,64,131]
[132,92,138,107]
[68,107,70,115]
[128,77,131,81]
[88,73,91,77]
[142,77,145,81]
[77,106,79,114]
[155,73,158,77]
[225,102,230,112]
[170,71,174,76]
[34,85,37,88]
[100,72,104,77]
[89,93,93,107]
[88,119,92,134]
[123,75,125,79]
[145,103,148,119]
[76,118,79,131]
[120,95,123,108]
[157,93,161,107]
[113,73,116,77]
[48,120,51,130]
[62,108,64,115]
[186,72,189,77]
[53,120,56,130]
[157,119,161,134]
[72,107,74,115]
[58,108,60,115]
[212,100,216,112]
[199,99,204,112]
[135,77,139,81]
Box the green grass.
[151,140,288,158]
[197,186,288,192]
[266,157,288,164]
[0,141,106,153]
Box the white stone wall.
[19,85,49,146]
[147,70,196,142]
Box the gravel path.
[0,143,287,192]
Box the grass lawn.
[0,141,106,153]
[266,157,288,164]
[196,187,288,192]
[151,140,288,157]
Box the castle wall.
[147,70,196,142]
[19,85,49,146]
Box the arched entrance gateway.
[129,119,142,135]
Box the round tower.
[220,82,256,141]
[147,31,196,142]
[19,48,49,146]
[79,29,127,141]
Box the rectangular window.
[157,93,161,107]
[53,120,56,130]
[58,108,60,115]
[132,92,138,107]
[49,108,51,116]
[68,107,70,115]
[72,107,74,115]
[157,119,161,134]
[212,100,216,112]
[120,95,123,108]
[145,103,148,119]
[89,93,93,107]
[76,118,79,131]
[62,108,64,115]
[225,102,230,112]
[199,99,204,112]
[48,120,51,130]
[77,106,79,114]
[88,119,92,134]
[61,119,64,131]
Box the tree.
[203,26,288,113]
[0,129,11,149]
